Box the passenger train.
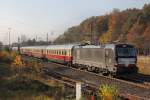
[12,43,138,76]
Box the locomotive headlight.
[125,61,129,67]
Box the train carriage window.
[67,50,69,56]
[59,50,60,55]
[64,50,66,55]
[62,51,64,55]
[61,51,63,55]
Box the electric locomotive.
[72,43,138,75]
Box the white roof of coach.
[21,46,47,49]
[12,47,18,49]
[74,45,101,48]
[46,44,78,50]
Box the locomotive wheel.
[102,70,109,76]
[67,62,72,67]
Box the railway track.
[23,56,150,100]
[118,73,150,87]
[43,63,150,100]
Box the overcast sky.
[0,0,149,44]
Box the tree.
[0,41,2,46]
[122,9,140,34]
[21,35,27,43]
[0,41,3,50]
[127,23,145,48]
[143,24,150,55]
[139,4,150,24]
[143,24,150,41]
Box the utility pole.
[36,35,37,42]
[47,33,48,44]
[18,37,20,54]
[8,28,11,50]
[90,22,93,45]
[51,31,54,44]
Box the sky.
[0,0,149,44]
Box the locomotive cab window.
[116,47,136,57]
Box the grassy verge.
[137,56,150,75]
[0,54,75,100]
[0,62,63,100]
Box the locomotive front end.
[115,44,138,74]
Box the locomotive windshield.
[116,46,136,57]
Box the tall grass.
[98,84,118,100]
[138,56,150,75]
[0,50,18,63]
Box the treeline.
[12,39,51,47]
[54,4,150,55]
